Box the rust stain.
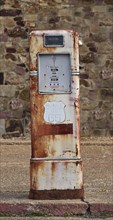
[51,147,56,157]
[29,188,84,200]
[32,137,49,158]
[37,124,73,136]
[29,30,83,197]
[75,144,78,157]
[51,161,56,175]
[32,177,37,190]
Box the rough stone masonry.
[0,0,113,137]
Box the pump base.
[29,188,84,200]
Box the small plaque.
[44,101,65,124]
[44,35,64,47]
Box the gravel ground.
[0,137,113,218]
[0,218,113,220]
[0,137,113,203]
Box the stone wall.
[0,0,113,137]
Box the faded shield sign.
[44,101,65,124]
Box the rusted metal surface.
[35,124,73,136]
[29,188,84,200]
[29,30,83,199]
[30,160,83,190]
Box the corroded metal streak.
[30,75,80,158]
[35,124,73,136]
[30,160,83,190]
[29,30,83,197]
[29,188,84,200]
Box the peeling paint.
[29,30,83,199]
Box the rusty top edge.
[30,30,78,36]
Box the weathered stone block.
[17,63,26,68]
[14,16,22,21]
[12,0,20,8]
[15,66,25,75]
[5,119,23,133]
[0,0,5,6]
[6,47,16,53]
[94,119,107,129]
[0,97,8,111]
[7,26,27,39]
[101,89,113,98]
[105,0,113,4]
[5,71,23,85]
[0,85,17,97]
[0,112,11,119]
[100,70,113,79]
[99,14,113,26]
[18,54,27,63]
[0,33,8,42]
[93,108,105,121]
[16,21,25,26]
[81,97,98,110]
[81,122,93,137]
[91,31,108,42]
[4,0,20,8]
[5,53,17,61]
[0,9,21,16]
[19,87,30,101]
[106,60,113,69]
[83,6,92,12]
[84,63,98,79]
[80,85,89,97]
[84,12,94,19]
[1,17,16,28]
[108,7,113,12]
[109,130,113,136]
[80,73,89,79]
[87,42,98,53]
[93,129,107,136]
[0,119,5,135]
[80,52,95,63]
[3,60,16,72]
[109,30,113,42]
[79,45,89,54]
[80,110,90,123]
[11,109,24,119]
[24,14,37,21]
[92,5,107,11]
[80,79,89,87]
[2,131,20,138]
[80,79,96,90]
[9,99,23,110]
[49,17,60,24]
[101,78,113,88]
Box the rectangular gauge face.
[38,53,71,94]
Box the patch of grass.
[0,212,12,217]
[24,212,48,217]
[99,212,113,219]
[0,211,49,218]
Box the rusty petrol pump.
[29,30,84,199]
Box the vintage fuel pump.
[29,30,84,199]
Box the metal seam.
[31,157,81,161]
